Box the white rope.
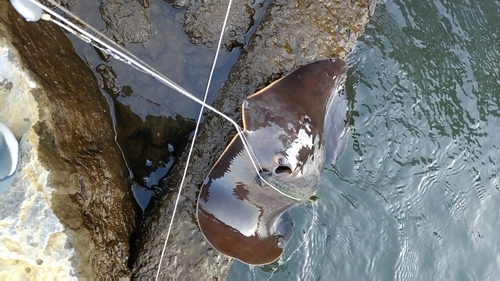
[29,0,241,131]
[266,201,317,280]
[19,0,305,276]
[282,202,316,263]
[29,0,298,201]
[154,0,235,278]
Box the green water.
[229,0,500,279]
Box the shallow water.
[228,0,500,279]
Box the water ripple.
[229,0,500,279]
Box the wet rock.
[96,63,121,97]
[95,61,197,192]
[99,0,151,44]
[1,1,139,278]
[168,0,271,49]
[113,101,195,191]
[132,0,379,278]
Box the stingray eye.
[275,157,292,174]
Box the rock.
[96,63,121,97]
[99,0,151,44]
[113,101,195,191]
[0,1,139,278]
[132,0,379,278]
[167,0,272,50]
[94,61,197,193]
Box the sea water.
[228,0,500,279]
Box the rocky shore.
[0,0,378,278]
[1,1,138,277]
[132,0,379,278]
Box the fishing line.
[43,0,299,202]
[12,0,304,274]
[25,0,241,131]
[154,0,234,278]
[282,201,317,263]
[265,201,317,280]
[23,0,297,202]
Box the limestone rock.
[0,1,139,278]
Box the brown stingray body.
[197,58,349,265]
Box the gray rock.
[99,0,152,44]
[181,0,271,50]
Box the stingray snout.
[259,155,293,175]
[275,156,293,174]
[258,155,293,183]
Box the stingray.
[198,58,350,265]
[9,0,348,271]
